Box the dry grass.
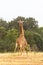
[0,52,43,65]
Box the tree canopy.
[0,16,43,52]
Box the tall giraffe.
[14,20,29,52]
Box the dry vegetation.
[0,52,43,65]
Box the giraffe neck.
[20,24,24,36]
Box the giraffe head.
[18,20,24,27]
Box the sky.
[0,0,43,27]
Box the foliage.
[5,29,19,52]
[0,16,43,52]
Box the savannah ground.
[0,52,43,65]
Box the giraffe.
[14,20,29,52]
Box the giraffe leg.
[14,43,18,52]
[19,44,23,55]
[26,44,29,56]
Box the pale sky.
[0,0,43,27]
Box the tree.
[25,30,39,51]
[38,27,43,37]
[25,30,43,51]
[5,29,19,51]
[0,19,8,29]
[8,20,19,30]
[8,16,25,30]
[34,32,43,51]
[0,27,7,52]
[0,16,43,52]
[24,17,38,31]
[0,27,6,39]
